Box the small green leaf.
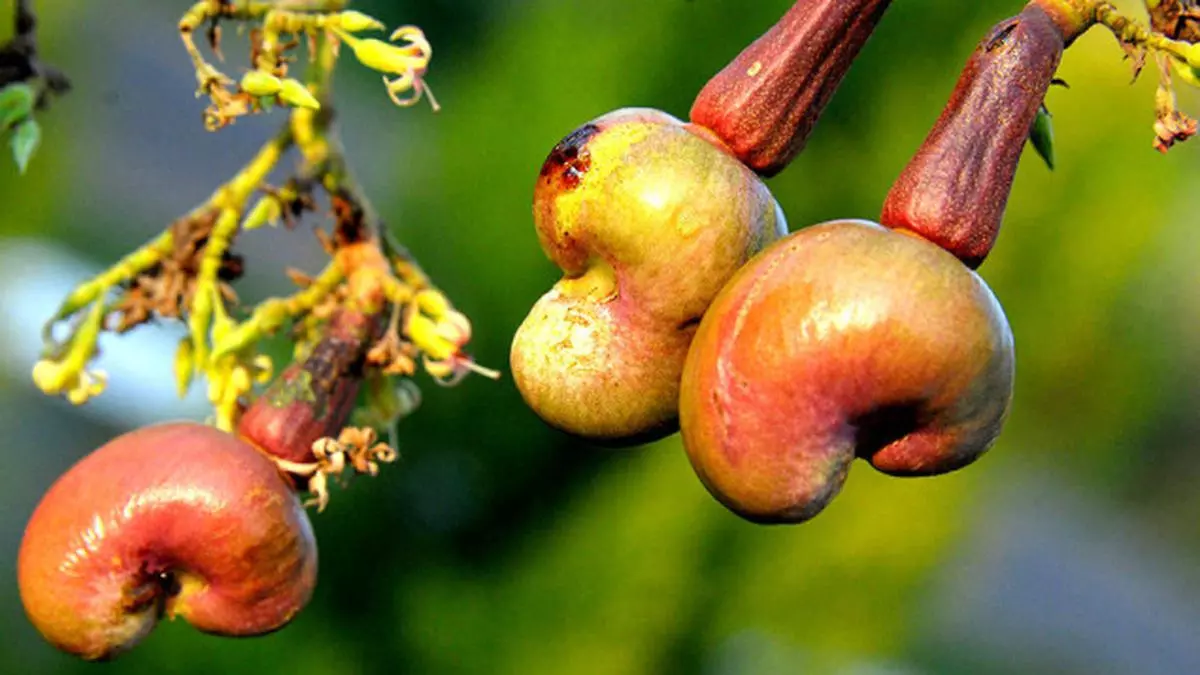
[0,83,36,130]
[11,118,41,174]
[1029,103,1055,171]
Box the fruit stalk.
[238,307,383,466]
[1030,0,1099,44]
[690,0,894,176]
[880,3,1065,267]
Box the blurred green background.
[2,0,1198,673]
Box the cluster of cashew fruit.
[512,0,1142,523]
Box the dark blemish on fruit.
[539,123,599,191]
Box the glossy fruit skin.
[511,108,786,443]
[680,220,1014,524]
[18,422,317,660]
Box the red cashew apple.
[17,423,317,661]
[679,5,1065,523]
[511,0,894,443]
[679,220,1014,523]
[18,309,381,660]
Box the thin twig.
[0,0,70,106]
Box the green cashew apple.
[511,108,786,443]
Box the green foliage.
[1030,104,1056,170]
[0,83,38,174]
[10,118,40,175]
[0,83,34,128]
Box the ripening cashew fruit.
[17,423,317,661]
[510,108,785,443]
[511,0,894,443]
[679,4,1066,524]
[680,221,1015,523]
[18,309,382,660]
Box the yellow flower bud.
[230,365,252,394]
[336,28,429,77]
[174,337,195,398]
[335,10,385,33]
[66,372,106,406]
[406,313,456,361]
[91,372,108,396]
[243,194,283,230]
[252,354,274,384]
[278,78,321,110]
[1172,59,1200,89]
[414,289,451,318]
[240,70,284,96]
[207,368,225,403]
[67,384,90,406]
[32,359,64,393]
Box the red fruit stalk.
[690,0,894,176]
[18,306,381,660]
[881,3,1066,267]
[238,308,382,466]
